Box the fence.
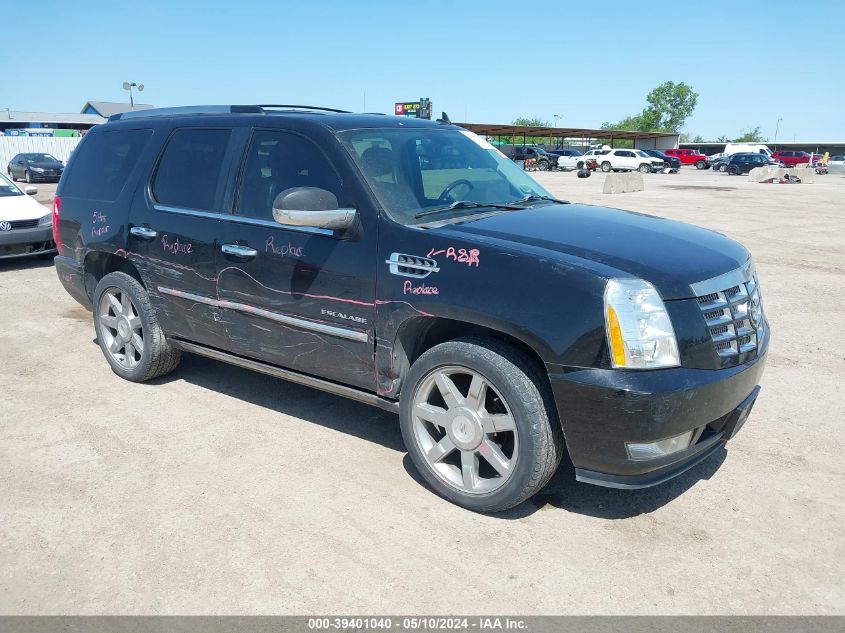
[0,137,83,174]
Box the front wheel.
[728,166,739,175]
[93,272,181,382]
[25,171,32,183]
[600,161,611,173]
[718,164,728,173]
[638,163,651,173]
[400,338,563,512]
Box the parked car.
[598,149,665,173]
[663,148,710,169]
[547,148,583,171]
[641,149,680,172]
[7,153,65,183]
[53,105,768,512]
[827,155,845,172]
[505,146,557,170]
[770,150,816,167]
[711,155,732,173]
[579,148,611,169]
[0,173,55,259]
[726,153,777,175]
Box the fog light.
[626,430,694,461]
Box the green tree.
[512,116,550,128]
[603,81,699,133]
[733,126,765,142]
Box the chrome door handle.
[130,226,158,239]
[221,244,258,259]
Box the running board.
[171,339,400,414]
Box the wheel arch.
[82,250,146,303]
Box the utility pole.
[774,117,783,144]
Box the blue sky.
[5,1,843,140]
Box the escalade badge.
[0,221,11,232]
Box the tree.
[512,116,550,128]
[733,126,765,142]
[603,81,699,133]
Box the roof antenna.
[437,111,451,124]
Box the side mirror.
[272,187,356,231]
[25,186,37,196]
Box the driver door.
[215,128,377,390]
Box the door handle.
[130,226,158,239]
[221,243,258,259]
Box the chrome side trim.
[153,204,334,236]
[157,285,219,306]
[689,259,754,297]
[156,285,368,343]
[170,339,399,414]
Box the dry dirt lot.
[1,169,843,614]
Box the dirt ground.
[1,168,843,615]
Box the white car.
[826,155,844,172]
[598,149,665,173]
[0,173,55,260]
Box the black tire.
[25,170,32,183]
[600,161,611,173]
[399,337,564,513]
[93,271,181,382]
[638,163,651,173]
[695,160,706,170]
[576,161,584,169]
[728,166,738,175]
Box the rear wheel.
[400,338,563,513]
[695,160,706,170]
[600,161,611,173]
[93,272,181,382]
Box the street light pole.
[774,117,783,145]
[553,114,561,148]
[122,82,145,111]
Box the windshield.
[25,153,59,163]
[0,173,23,197]
[341,128,553,225]
[635,150,651,158]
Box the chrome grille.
[693,263,765,359]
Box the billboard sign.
[394,98,432,119]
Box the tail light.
[52,196,62,255]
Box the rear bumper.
[55,255,92,310]
[0,225,56,259]
[548,343,767,488]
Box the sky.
[4,1,844,141]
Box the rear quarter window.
[61,129,152,201]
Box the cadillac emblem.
[0,221,11,232]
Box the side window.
[236,130,342,220]
[152,128,231,211]
[61,129,153,201]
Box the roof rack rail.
[258,104,351,113]
[109,105,263,121]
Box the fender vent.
[385,253,440,278]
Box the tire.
[576,161,584,169]
[93,271,181,382]
[728,166,738,175]
[399,338,564,513]
[600,162,611,172]
[695,160,706,170]
[718,164,728,173]
[25,171,32,183]
[638,163,651,173]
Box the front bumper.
[26,171,62,182]
[548,342,767,488]
[0,225,56,259]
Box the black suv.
[53,105,768,512]
[727,153,777,175]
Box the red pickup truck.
[663,148,710,169]
[771,151,817,167]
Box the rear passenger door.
[215,128,377,390]
[128,126,236,351]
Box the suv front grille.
[695,271,765,359]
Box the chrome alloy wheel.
[411,366,518,495]
[98,288,144,369]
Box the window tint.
[152,128,231,211]
[61,129,152,201]
[236,130,342,219]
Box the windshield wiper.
[509,194,569,205]
[414,200,523,219]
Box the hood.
[0,194,51,221]
[28,161,64,170]
[436,204,749,300]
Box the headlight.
[31,167,45,173]
[604,278,680,369]
[38,213,51,227]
